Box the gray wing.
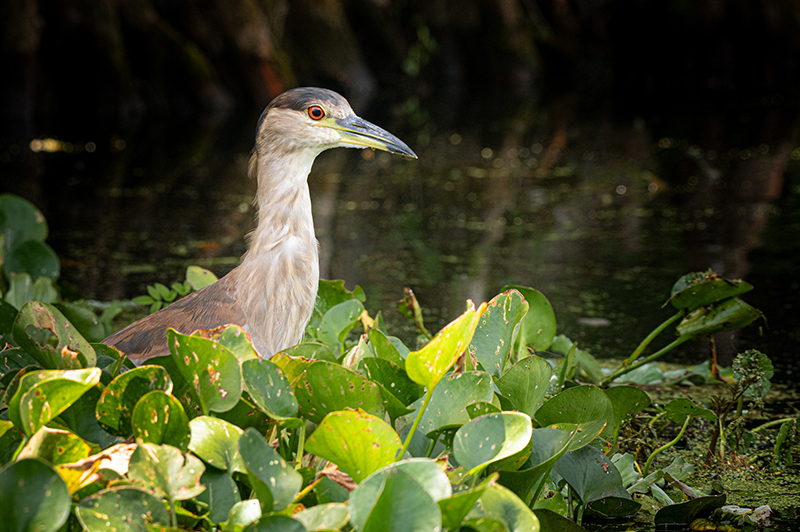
[103,271,246,365]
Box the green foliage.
[0,206,780,531]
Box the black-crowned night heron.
[103,87,416,364]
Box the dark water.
[1,89,798,384]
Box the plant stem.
[398,389,434,461]
[623,310,685,366]
[600,335,692,387]
[295,422,306,470]
[425,437,437,458]
[643,415,692,476]
[751,417,798,433]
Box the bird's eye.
[307,105,325,120]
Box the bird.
[103,87,416,365]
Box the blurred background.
[1,0,798,380]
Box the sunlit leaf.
[189,415,246,474]
[535,384,615,437]
[242,357,298,420]
[454,412,533,475]
[468,290,528,376]
[96,365,172,436]
[408,371,494,436]
[495,355,552,418]
[186,265,218,291]
[76,487,170,531]
[467,483,540,532]
[294,503,349,531]
[18,426,92,466]
[13,301,96,369]
[361,469,442,532]
[131,390,191,451]
[238,428,302,512]
[502,285,556,352]
[294,361,385,424]
[128,443,205,511]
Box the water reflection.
[1,90,797,383]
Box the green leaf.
[193,324,259,362]
[131,391,191,451]
[410,371,494,436]
[316,299,365,353]
[350,458,452,530]
[405,301,486,390]
[468,290,529,376]
[294,361,385,424]
[495,355,552,418]
[186,265,218,291]
[189,416,246,474]
[167,328,242,415]
[8,367,101,436]
[669,270,753,311]
[128,443,205,511]
[18,427,92,466]
[396,287,431,338]
[76,487,171,531]
[605,385,650,432]
[0,194,48,249]
[438,477,492,530]
[57,385,122,448]
[532,509,586,532]
[361,468,442,532]
[675,297,762,339]
[361,357,423,407]
[4,273,58,310]
[0,298,18,334]
[244,515,306,532]
[502,285,557,352]
[454,412,533,475]
[367,328,406,368]
[53,302,105,342]
[5,240,60,281]
[196,468,240,525]
[96,365,173,436]
[665,398,717,424]
[242,358,298,420]
[0,458,71,532]
[278,342,337,362]
[535,385,615,437]
[238,428,302,512]
[305,410,402,483]
[585,496,642,519]
[13,301,96,369]
[554,445,629,503]
[654,494,727,527]
[469,483,541,532]
[294,503,349,531]
[225,499,262,532]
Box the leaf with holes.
[0,458,71,532]
[468,290,528,376]
[406,301,487,390]
[7,367,101,436]
[238,428,302,512]
[13,302,96,369]
[167,328,242,415]
[305,410,401,483]
[128,443,205,513]
[294,361,385,424]
[242,358,298,420]
[76,487,170,531]
[96,365,172,436]
[131,390,191,451]
[192,324,259,362]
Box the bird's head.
[254,87,416,159]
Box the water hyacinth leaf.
[17,427,92,466]
[467,402,502,419]
[238,428,302,512]
[676,297,762,339]
[502,285,557,352]
[305,410,401,483]
[495,355,552,418]
[0,194,48,248]
[535,385,615,437]
[315,279,365,316]
[13,301,96,369]
[0,347,38,375]
[532,509,586,532]
[0,425,24,466]
[186,265,218,291]
[57,385,122,449]
[76,487,170,531]
[654,494,727,527]
[361,357,423,406]
[131,390,191,451]
[167,328,242,415]
[438,476,493,530]
[193,324,259,362]
[350,458,452,529]
[4,273,59,310]
[554,445,629,504]
[665,398,717,424]
[669,271,753,311]
[0,298,19,334]
[128,443,205,509]
[585,496,642,519]
[454,412,533,475]
[5,239,60,281]
[279,342,337,362]
[406,301,486,390]
[242,358,298,420]
[410,371,494,436]
[605,385,651,426]
[470,483,541,532]
[315,299,365,353]
[360,468,442,532]
[0,458,71,532]
[195,466,241,525]
[244,515,306,532]
[271,353,317,383]
[468,290,528,376]
[8,367,101,436]
[368,327,406,367]
[294,361,385,424]
[225,499,262,532]
[189,415,246,474]
[96,365,172,436]
[53,302,105,342]
[294,503,349,531]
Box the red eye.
[308,105,325,120]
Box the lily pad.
[361,468,442,532]
[368,328,406,367]
[468,483,541,532]
[316,299,365,353]
[196,468,240,525]
[238,428,302,512]
[554,445,630,504]
[305,409,402,483]
[655,494,727,526]
[535,385,615,437]
[410,371,495,436]
[294,503,349,531]
[669,271,753,311]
